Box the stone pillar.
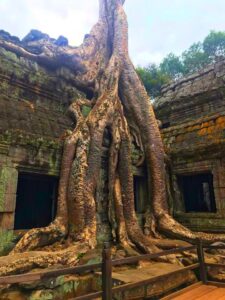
[0,166,18,229]
[213,159,225,215]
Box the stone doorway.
[14,173,58,230]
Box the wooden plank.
[161,282,203,300]
[0,263,102,285]
[102,243,112,300]
[70,291,102,300]
[204,245,225,250]
[41,263,102,278]
[197,239,207,283]
[207,281,225,288]
[112,263,199,294]
[112,246,196,266]
[171,285,217,300]
[195,287,225,299]
[0,272,41,284]
[215,291,225,299]
[206,263,225,268]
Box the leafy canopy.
[137,30,225,98]
[136,64,169,98]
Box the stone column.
[0,165,18,229]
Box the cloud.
[133,51,164,67]
[0,0,98,46]
[0,0,225,65]
[125,0,225,65]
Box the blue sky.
[0,0,225,66]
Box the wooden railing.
[197,240,225,286]
[0,240,224,299]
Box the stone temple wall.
[155,59,225,126]
[0,31,82,229]
[1,29,225,234]
[0,31,147,237]
[154,58,225,232]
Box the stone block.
[215,164,225,188]
[0,212,14,229]
[0,166,18,212]
[0,154,8,163]
[4,194,17,211]
[220,189,225,200]
[0,144,9,155]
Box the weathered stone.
[0,167,18,212]
[155,59,225,232]
[0,213,15,229]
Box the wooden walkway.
[162,283,225,300]
[1,242,225,300]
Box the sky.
[0,0,225,66]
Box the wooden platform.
[109,262,196,299]
[162,282,225,299]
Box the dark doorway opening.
[178,173,216,213]
[133,176,148,214]
[14,173,58,230]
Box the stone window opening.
[178,173,216,213]
[14,173,58,230]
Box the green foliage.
[160,53,184,79]
[136,30,225,97]
[81,105,92,117]
[0,230,17,256]
[77,252,85,259]
[182,42,209,74]
[59,281,74,294]
[203,30,225,59]
[136,64,170,98]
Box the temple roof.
[154,59,225,158]
[154,58,225,127]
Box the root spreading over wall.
[0,0,225,276]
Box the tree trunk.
[1,0,225,275]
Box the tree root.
[0,0,225,279]
[0,243,89,276]
[158,214,225,244]
[11,220,67,254]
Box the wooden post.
[102,242,112,300]
[197,239,207,284]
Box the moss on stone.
[0,230,17,256]
[81,105,92,117]
[0,167,13,211]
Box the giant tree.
[0,0,225,276]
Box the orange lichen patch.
[198,117,225,137]
[200,121,213,129]
[207,120,215,127]
[200,122,208,128]
[162,115,225,152]
[216,116,225,126]
[198,128,208,136]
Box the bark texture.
[0,0,225,275]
